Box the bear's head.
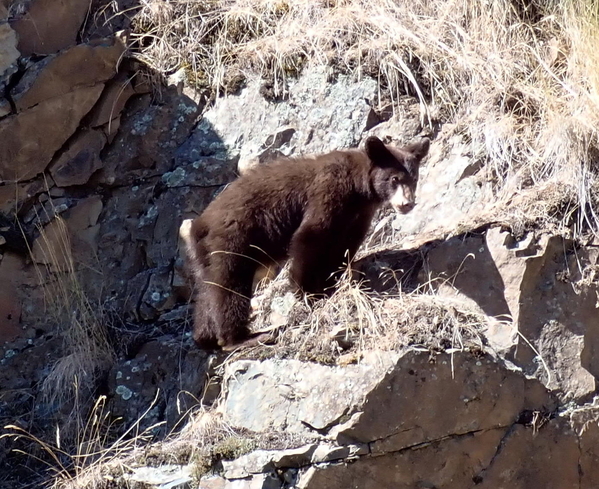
[365,136,430,214]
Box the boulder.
[486,230,597,398]
[332,351,555,449]
[423,227,598,399]
[10,0,93,55]
[223,355,397,435]
[48,129,106,187]
[214,351,582,489]
[0,85,104,181]
[10,35,127,112]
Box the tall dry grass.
[124,0,599,234]
[2,393,164,489]
[31,211,114,410]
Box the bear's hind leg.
[181,222,221,349]
[209,255,256,348]
[192,297,219,349]
[189,260,221,349]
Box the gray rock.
[190,67,378,166]
[223,356,397,434]
[127,465,192,488]
[423,228,597,400]
[332,350,555,450]
[222,445,318,479]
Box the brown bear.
[180,135,430,350]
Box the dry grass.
[237,265,488,365]
[30,207,114,412]
[1,202,121,486]
[121,0,599,234]
[2,393,164,489]
[35,406,312,487]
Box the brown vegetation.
[126,0,599,235]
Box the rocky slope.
[1,1,599,488]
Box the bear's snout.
[394,201,416,214]
[390,184,415,214]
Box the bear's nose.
[398,202,415,213]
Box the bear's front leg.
[288,221,337,297]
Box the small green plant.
[190,435,257,480]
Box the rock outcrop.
[424,228,599,400]
[127,350,597,488]
[9,0,92,56]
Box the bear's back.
[206,149,367,219]
[196,149,370,257]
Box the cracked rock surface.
[198,351,588,489]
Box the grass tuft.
[239,263,487,364]
[30,206,114,414]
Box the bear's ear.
[365,136,393,165]
[403,137,430,162]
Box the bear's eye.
[391,176,401,186]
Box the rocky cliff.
[2,1,599,488]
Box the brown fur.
[182,136,430,349]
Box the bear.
[180,135,430,350]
